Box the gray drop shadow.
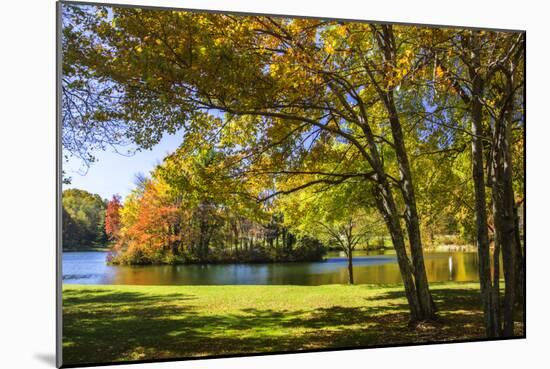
[34,353,56,367]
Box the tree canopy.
[61,3,525,330]
[62,188,107,250]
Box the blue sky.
[63,129,185,200]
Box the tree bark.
[514,204,525,309]
[347,247,354,285]
[373,183,422,323]
[385,91,436,319]
[356,104,425,322]
[367,24,435,321]
[469,39,501,337]
[355,102,424,322]
[490,100,518,337]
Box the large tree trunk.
[490,102,518,337]
[514,204,525,309]
[385,91,436,319]
[356,105,426,322]
[356,110,425,322]
[374,183,422,323]
[469,46,501,337]
[368,24,435,321]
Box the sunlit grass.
[62,282,522,365]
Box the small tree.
[105,194,122,241]
[279,182,382,285]
[317,217,366,284]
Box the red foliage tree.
[124,184,181,253]
[105,194,122,240]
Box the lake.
[62,250,481,285]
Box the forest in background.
[62,189,107,250]
[61,4,524,336]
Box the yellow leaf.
[337,26,347,37]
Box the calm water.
[62,251,480,285]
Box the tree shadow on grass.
[61,286,515,366]
[63,288,196,305]
[365,287,484,314]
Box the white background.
[0,0,546,368]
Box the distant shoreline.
[63,247,110,252]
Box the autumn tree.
[105,194,122,241]
[421,29,525,336]
[61,4,524,325]
[61,5,435,322]
[108,146,326,264]
[484,34,525,336]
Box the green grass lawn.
[62,282,523,365]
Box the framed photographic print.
[57,0,526,367]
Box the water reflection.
[62,250,481,286]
